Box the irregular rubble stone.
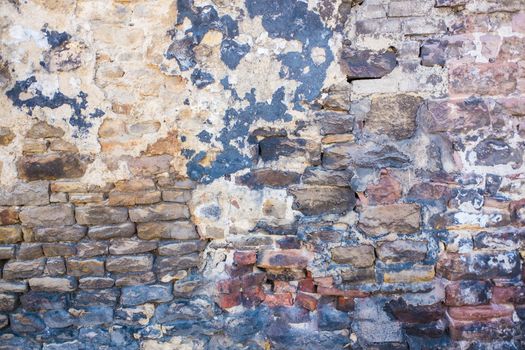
[0,293,17,312]
[237,169,301,189]
[73,289,119,307]
[115,272,157,287]
[323,142,411,170]
[0,207,19,225]
[108,239,157,255]
[66,258,105,277]
[17,243,43,260]
[288,185,356,215]
[137,221,198,240]
[87,222,135,240]
[365,170,402,205]
[79,277,115,289]
[120,284,173,306]
[108,191,161,206]
[76,241,108,258]
[0,181,49,206]
[75,206,128,226]
[106,254,154,273]
[420,39,447,67]
[3,259,46,279]
[358,204,420,236]
[0,225,22,243]
[9,312,46,333]
[158,240,207,256]
[28,277,77,292]
[383,265,435,283]
[129,203,189,222]
[20,291,67,311]
[340,47,397,80]
[301,167,353,187]
[45,257,66,276]
[449,62,517,96]
[315,111,354,135]
[17,153,89,180]
[331,245,375,267]
[33,225,87,242]
[0,281,28,293]
[26,122,65,139]
[19,204,75,227]
[341,267,376,284]
[366,94,423,140]
[162,190,192,203]
[376,240,428,263]
[437,252,521,280]
[473,138,523,167]
[43,309,75,328]
[0,245,16,260]
[259,136,320,164]
[42,243,76,257]
[155,253,201,274]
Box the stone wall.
[0,0,524,349]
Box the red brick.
[295,292,319,311]
[336,296,355,312]
[234,250,257,266]
[448,304,513,321]
[264,293,293,307]
[298,278,316,293]
[242,285,265,307]
[217,278,241,294]
[226,264,252,278]
[445,281,491,306]
[218,291,241,309]
[241,272,266,288]
[257,249,314,269]
[313,276,333,287]
[273,281,297,293]
[492,286,525,304]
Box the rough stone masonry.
[0,0,524,349]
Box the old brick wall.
[0,0,524,349]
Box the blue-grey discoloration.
[197,130,212,143]
[246,0,334,109]
[41,27,71,48]
[220,76,241,100]
[166,37,196,71]
[181,0,334,183]
[168,0,243,71]
[6,76,104,136]
[190,69,215,88]
[186,87,292,183]
[181,149,195,159]
[220,39,250,69]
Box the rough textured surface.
[0,0,525,349]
